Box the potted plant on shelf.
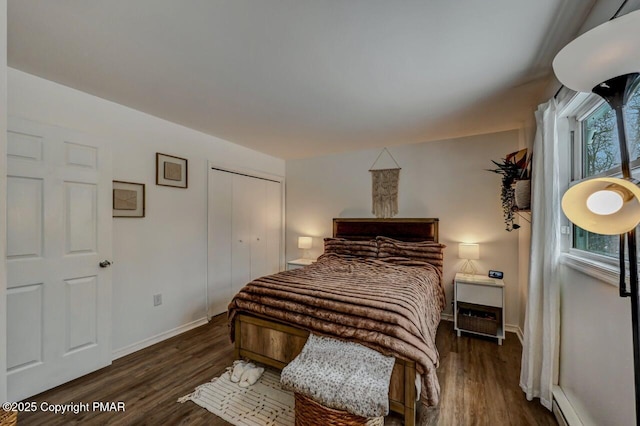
[487,149,531,231]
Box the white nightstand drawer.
[457,282,502,307]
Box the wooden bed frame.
[233,218,440,426]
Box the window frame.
[572,92,640,181]
[563,85,640,264]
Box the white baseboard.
[442,313,524,345]
[112,317,209,361]
[505,324,524,345]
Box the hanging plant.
[487,160,521,231]
[487,151,531,231]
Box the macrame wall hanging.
[369,147,401,219]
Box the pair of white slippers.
[230,360,265,388]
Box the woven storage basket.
[0,409,17,426]
[294,393,383,426]
[458,314,498,335]
[457,302,500,335]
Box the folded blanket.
[280,334,395,418]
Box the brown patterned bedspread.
[228,253,445,406]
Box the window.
[571,85,640,258]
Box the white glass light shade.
[552,10,640,92]
[458,243,480,260]
[562,177,640,235]
[586,190,624,215]
[298,236,312,249]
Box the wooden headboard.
[333,218,439,243]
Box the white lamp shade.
[553,10,640,92]
[562,177,640,235]
[298,236,312,249]
[458,243,480,260]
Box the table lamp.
[459,243,480,276]
[298,236,312,259]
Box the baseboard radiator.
[553,398,569,426]
[552,386,583,426]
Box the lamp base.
[460,260,477,276]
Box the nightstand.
[454,272,505,345]
[287,258,315,270]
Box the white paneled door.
[6,118,112,401]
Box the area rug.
[178,368,295,426]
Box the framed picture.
[156,153,188,188]
[113,181,145,218]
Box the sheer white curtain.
[520,98,561,410]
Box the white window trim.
[561,250,620,287]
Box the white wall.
[559,265,634,426]
[7,69,285,354]
[285,130,523,327]
[0,0,8,405]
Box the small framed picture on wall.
[113,181,145,217]
[156,152,188,188]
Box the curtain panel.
[520,98,561,409]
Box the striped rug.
[178,368,295,426]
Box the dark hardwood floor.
[17,315,556,425]
[423,323,556,426]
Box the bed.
[228,218,444,426]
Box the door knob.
[99,260,112,268]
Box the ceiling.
[8,1,596,159]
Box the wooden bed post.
[404,362,417,426]
[234,316,241,360]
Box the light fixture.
[458,243,480,276]
[298,236,312,259]
[562,177,640,234]
[553,9,640,424]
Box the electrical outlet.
[153,294,162,306]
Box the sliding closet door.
[207,167,283,318]
[231,174,254,296]
[248,178,266,281]
[207,169,233,316]
[234,175,281,287]
[264,180,282,277]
